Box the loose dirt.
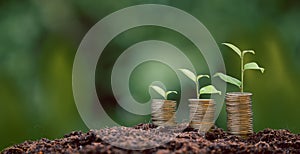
[2,123,300,153]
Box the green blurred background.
[1,0,300,150]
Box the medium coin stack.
[151,99,176,126]
[226,92,253,137]
[189,99,216,132]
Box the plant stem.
[241,54,244,93]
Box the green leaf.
[244,62,265,73]
[242,50,255,56]
[150,85,166,99]
[197,75,210,81]
[179,69,196,83]
[166,91,178,99]
[200,85,221,95]
[214,72,241,88]
[222,43,241,57]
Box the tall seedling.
[214,43,264,92]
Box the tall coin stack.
[189,99,216,132]
[226,92,253,137]
[151,99,176,126]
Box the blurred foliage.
[1,0,300,150]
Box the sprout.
[214,43,264,92]
[149,85,178,100]
[179,69,221,99]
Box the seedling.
[149,85,178,100]
[179,69,221,99]
[214,43,264,92]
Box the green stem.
[241,55,244,93]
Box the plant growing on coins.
[214,43,264,92]
[149,85,178,100]
[179,69,221,98]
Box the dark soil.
[2,123,300,153]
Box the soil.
[2,123,300,154]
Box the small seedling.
[214,43,264,92]
[179,69,221,99]
[149,85,178,100]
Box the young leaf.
[197,75,210,81]
[179,69,196,83]
[166,91,178,99]
[199,85,222,95]
[150,85,166,99]
[214,72,241,88]
[222,43,241,57]
[242,50,255,56]
[244,62,265,73]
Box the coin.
[226,92,253,136]
[151,99,176,126]
[188,99,216,132]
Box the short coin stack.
[226,92,253,137]
[151,99,176,126]
[189,99,216,132]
